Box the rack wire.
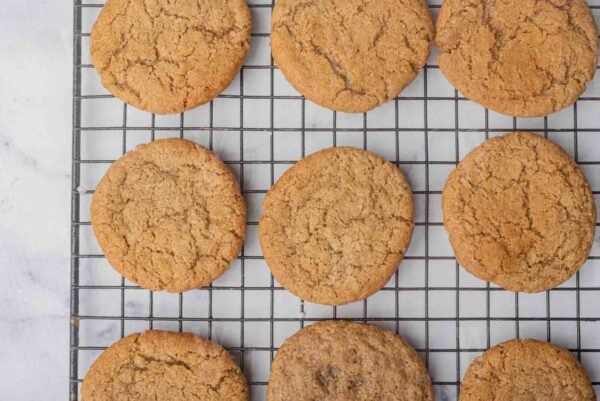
[71,1,600,400]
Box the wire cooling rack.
[70,1,600,400]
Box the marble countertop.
[0,1,72,399]
[2,2,600,401]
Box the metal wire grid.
[71,1,600,400]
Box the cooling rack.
[70,1,600,399]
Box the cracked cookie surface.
[436,0,598,117]
[270,0,434,113]
[90,0,251,114]
[259,147,414,305]
[91,139,246,292]
[267,320,433,401]
[443,132,596,292]
[81,330,248,401]
[460,339,595,401]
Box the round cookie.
[443,132,596,293]
[271,0,434,113]
[91,139,246,292]
[268,320,433,401]
[436,0,598,118]
[90,0,251,115]
[259,147,414,305]
[460,339,595,401]
[81,330,248,401]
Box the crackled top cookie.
[443,132,596,292]
[90,0,251,114]
[460,339,595,401]
[259,147,414,305]
[436,0,598,117]
[271,0,434,113]
[268,320,433,401]
[91,139,246,292]
[82,330,248,401]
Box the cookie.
[436,0,598,117]
[81,330,248,401]
[267,320,433,401]
[443,132,596,292]
[91,139,246,292]
[90,0,251,115]
[259,147,414,305]
[460,339,595,401]
[271,0,434,113]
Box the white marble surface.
[0,1,72,399]
[2,1,600,401]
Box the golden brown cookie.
[91,139,246,292]
[443,132,596,292]
[436,0,598,118]
[90,0,251,115]
[460,339,595,401]
[259,147,414,305]
[268,320,433,401]
[271,0,434,113]
[81,330,248,401]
